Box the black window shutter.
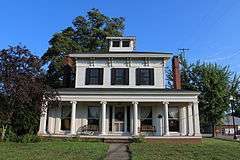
[85,68,90,85]
[124,69,129,85]
[149,69,154,85]
[136,68,140,85]
[98,68,103,85]
[111,68,116,85]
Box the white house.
[38,36,201,141]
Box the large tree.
[42,8,125,88]
[0,45,56,140]
[167,55,233,136]
[191,63,231,136]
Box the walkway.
[106,143,130,160]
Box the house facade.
[38,37,201,141]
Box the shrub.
[5,129,18,142]
[20,133,41,143]
[132,134,146,143]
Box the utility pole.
[178,48,190,58]
[230,96,237,139]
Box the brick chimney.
[172,56,181,90]
[63,56,74,88]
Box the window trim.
[136,68,154,86]
[111,68,129,85]
[168,106,180,132]
[140,106,153,126]
[85,68,103,85]
[87,106,100,126]
[60,104,71,131]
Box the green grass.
[130,138,240,160]
[0,140,109,160]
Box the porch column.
[179,106,187,136]
[38,101,48,135]
[193,101,201,136]
[124,106,128,133]
[132,101,139,136]
[187,103,194,136]
[163,101,169,136]
[71,101,77,135]
[101,101,107,135]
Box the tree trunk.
[212,123,216,137]
[1,125,7,141]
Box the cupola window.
[122,40,130,47]
[112,40,120,47]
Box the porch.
[39,92,202,138]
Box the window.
[122,40,130,47]
[112,40,120,47]
[168,107,179,132]
[136,68,154,85]
[140,106,152,126]
[88,106,100,126]
[111,68,129,85]
[85,68,103,85]
[61,104,71,131]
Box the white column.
[71,101,77,135]
[187,103,194,136]
[124,106,128,133]
[101,101,107,135]
[130,106,133,134]
[163,101,169,136]
[132,101,139,136]
[193,101,201,136]
[38,101,48,135]
[179,106,187,136]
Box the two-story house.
[38,36,201,142]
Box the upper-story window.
[111,68,129,85]
[85,68,103,85]
[112,40,120,47]
[122,40,130,47]
[136,68,154,85]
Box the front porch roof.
[57,88,199,95]
[56,88,200,103]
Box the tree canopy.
[0,45,56,139]
[42,8,125,88]
[167,55,240,135]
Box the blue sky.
[1,0,240,73]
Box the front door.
[113,106,125,133]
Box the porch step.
[104,138,132,143]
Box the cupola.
[106,36,136,52]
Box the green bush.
[20,133,41,143]
[132,134,146,143]
[5,129,18,142]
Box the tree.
[0,45,57,140]
[191,63,231,136]
[228,74,240,117]
[42,8,125,88]
[167,56,232,136]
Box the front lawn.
[0,140,108,160]
[130,138,240,160]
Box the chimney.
[172,56,181,90]
[63,56,74,88]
